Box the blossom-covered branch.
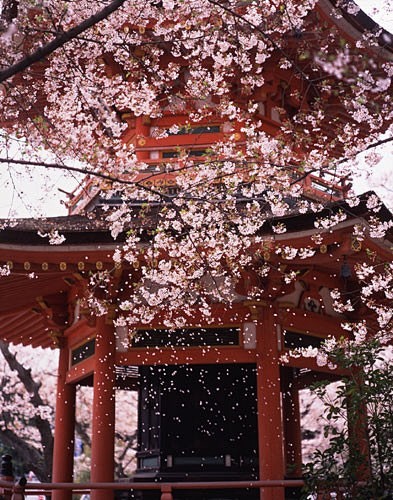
[0,0,126,83]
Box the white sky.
[0,159,81,218]
[356,0,393,32]
[352,141,393,208]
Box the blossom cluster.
[0,0,391,329]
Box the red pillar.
[346,373,371,486]
[52,343,76,500]
[90,313,116,500]
[282,368,302,477]
[135,116,150,160]
[255,304,285,500]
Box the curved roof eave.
[0,192,391,249]
[318,0,393,59]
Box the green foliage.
[302,336,393,499]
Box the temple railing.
[0,478,305,499]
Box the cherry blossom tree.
[0,342,55,481]
[0,1,392,485]
[0,0,391,345]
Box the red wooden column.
[90,313,116,500]
[135,115,150,160]
[254,303,285,500]
[52,341,76,500]
[282,368,302,477]
[346,372,371,486]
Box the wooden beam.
[116,346,256,366]
[279,308,346,338]
[65,319,96,349]
[280,352,347,376]
[293,370,342,390]
[66,356,95,384]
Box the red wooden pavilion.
[0,195,391,500]
[0,1,392,499]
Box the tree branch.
[289,136,393,186]
[0,340,41,396]
[0,156,174,201]
[0,0,126,83]
[357,135,393,153]
[205,0,315,87]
